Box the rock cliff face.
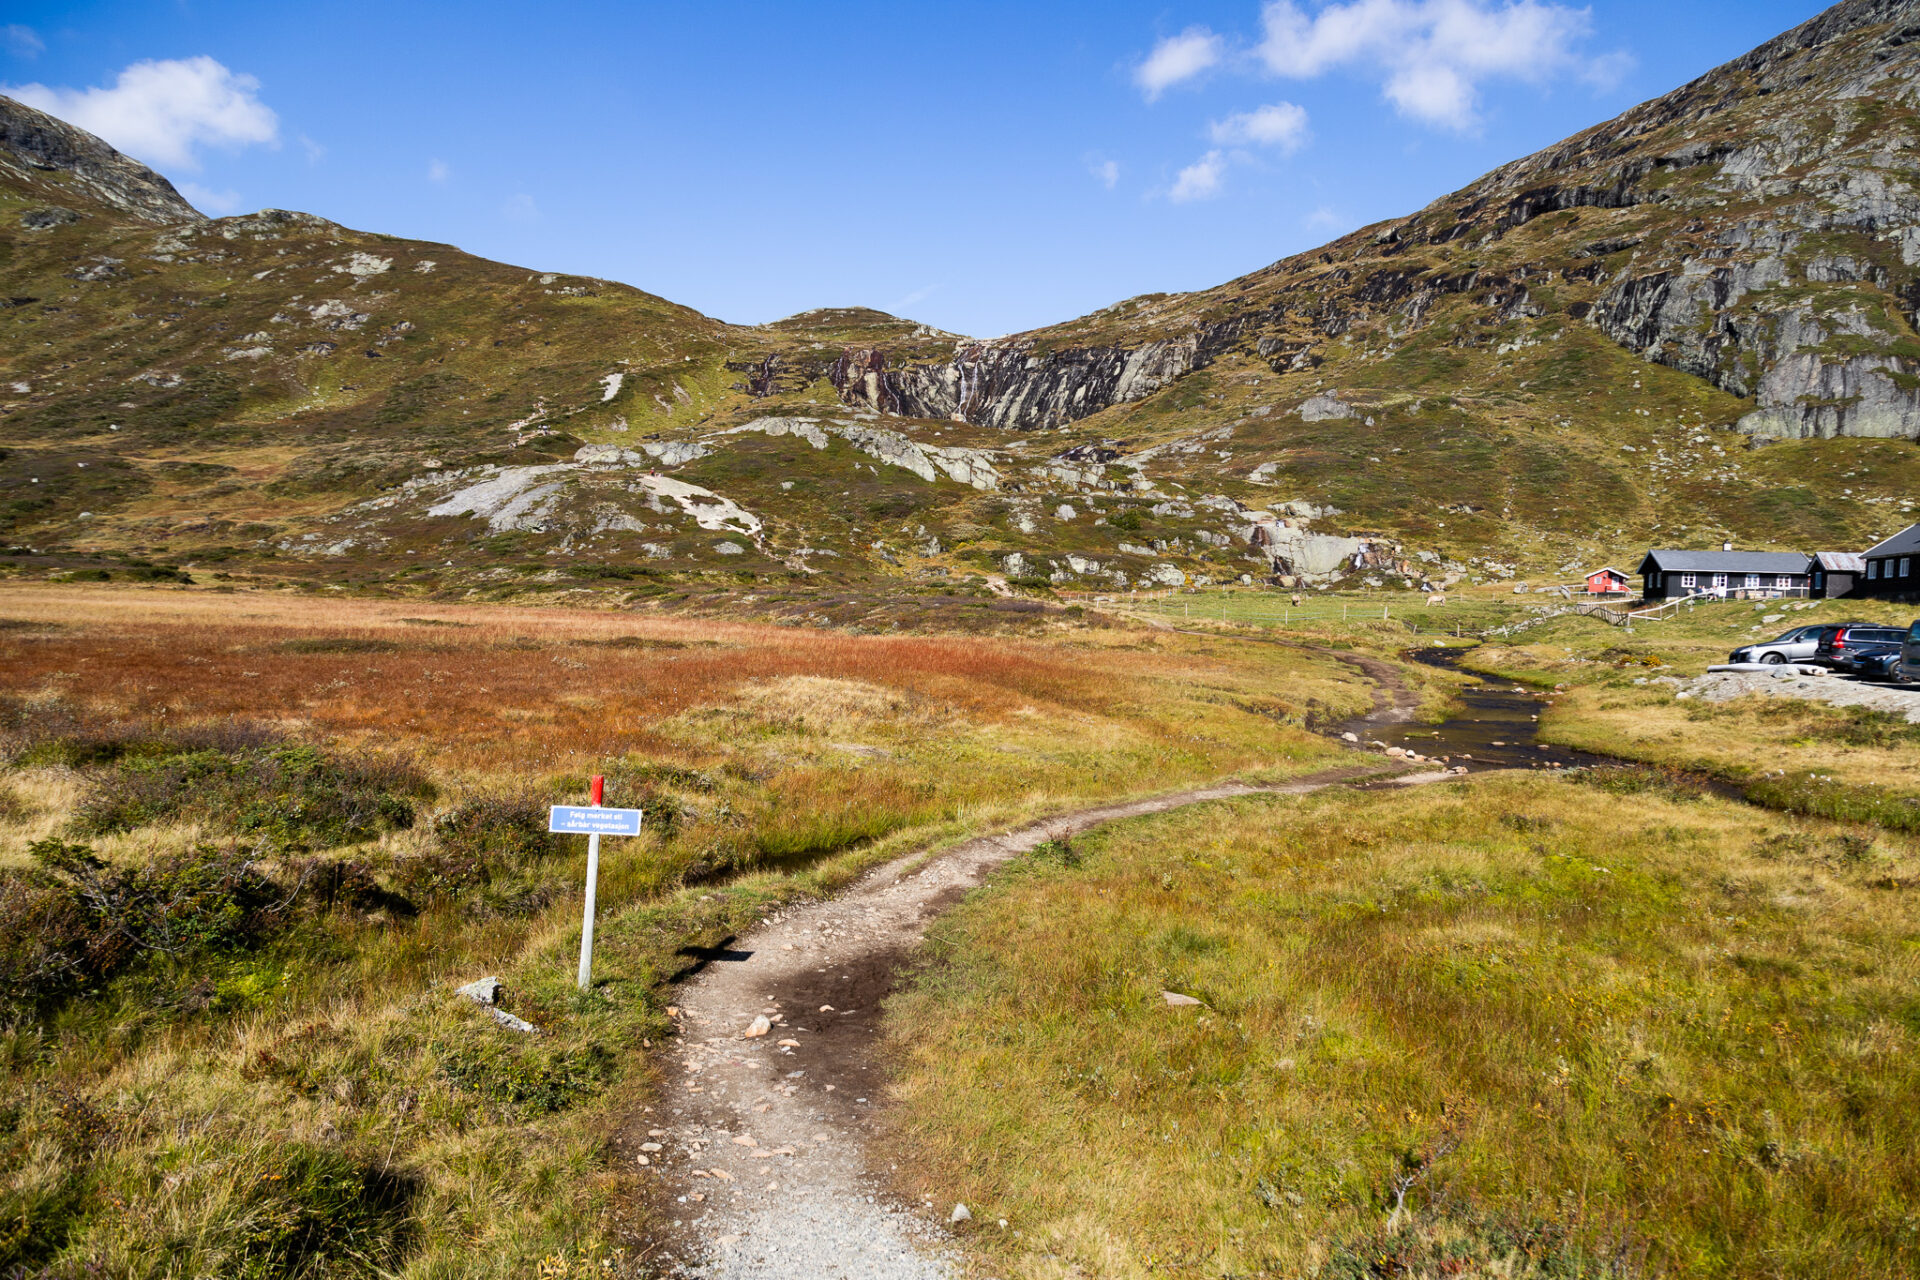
[0,95,205,225]
[827,0,1920,442]
[829,308,1275,431]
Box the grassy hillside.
[9,1,1920,603]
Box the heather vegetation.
[0,585,1361,1277]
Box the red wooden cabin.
[1585,567,1631,596]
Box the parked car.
[1853,648,1907,681]
[1834,638,1906,678]
[1729,624,1829,665]
[1897,619,1920,683]
[1816,624,1908,671]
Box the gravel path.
[625,764,1443,1279]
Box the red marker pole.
[577,774,605,992]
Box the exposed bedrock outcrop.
[829,308,1276,431]
[0,94,205,224]
[793,3,1920,442]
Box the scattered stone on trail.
[819,1004,835,1012]
[744,1015,772,1038]
[950,1204,972,1224]
[777,1038,800,1047]
[1341,731,1359,742]
[1162,991,1203,1007]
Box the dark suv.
[1815,624,1908,673]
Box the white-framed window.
[1775,575,1793,589]
[1744,574,1761,589]
[1869,561,1880,579]
[1902,557,1912,578]
[1680,573,1696,588]
[1712,573,1728,590]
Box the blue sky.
[4,1,1824,337]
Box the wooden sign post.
[550,775,644,992]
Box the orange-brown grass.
[880,773,1920,1280]
[0,585,1145,769]
[0,582,1377,1277]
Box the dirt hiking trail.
[625,749,1446,1279]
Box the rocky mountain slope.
[7,0,1920,601]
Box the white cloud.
[503,192,539,222]
[4,56,277,170]
[427,158,451,183]
[178,181,244,215]
[1256,0,1610,130]
[1091,158,1120,189]
[1303,205,1349,233]
[1135,27,1224,101]
[887,284,937,313]
[3,24,44,57]
[300,135,325,165]
[1169,150,1228,202]
[1208,102,1310,151]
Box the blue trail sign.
[549,805,644,837]
[552,779,642,991]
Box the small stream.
[1344,645,1612,773]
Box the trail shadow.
[668,936,754,984]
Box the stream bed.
[1350,645,1612,773]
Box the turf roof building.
[1637,549,1814,600]
[1860,523,1920,598]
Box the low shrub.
[2,706,278,769]
[385,795,560,908]
[431,794,556,865]
[72,742,432,850]
[0,840,288,1019]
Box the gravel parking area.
[1661,667,1920,722]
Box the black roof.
[1864,522,1920,558]
[1637,549,1812,574]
